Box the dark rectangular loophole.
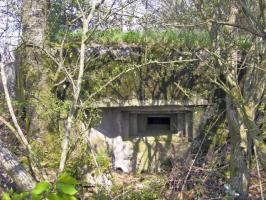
[147,117,170,125]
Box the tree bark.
[22,0,47,46]
[226,96,250,199]
[0,140,35,191]
[20,0,48,135]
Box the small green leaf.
[32,181,50,195]
[2,192,11,200]
[19,192,30,199]
[12,193,23,200]
[32,194,42,200]
[68,196,78,200]
[47,193,64,200]
[56,182,78,195]
[58,173,78,185]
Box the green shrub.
[2,173,78,200]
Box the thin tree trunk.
[59,6,93,172]
[226,96,250,199]
[1,61,44,181]
[1,62,31,150]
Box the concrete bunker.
[90,99,208,172]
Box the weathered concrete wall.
[89,128,190,173]
[96,109,124,138]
